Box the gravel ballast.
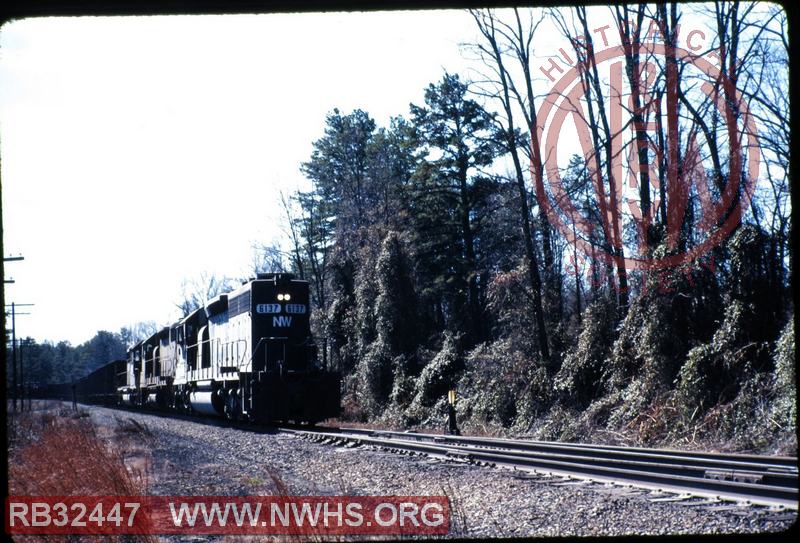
[81,404,796,539]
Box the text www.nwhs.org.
[6,496,450,535]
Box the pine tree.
[409,73,501,344]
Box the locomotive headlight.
[277,294,284,301]
[284,294,291,301]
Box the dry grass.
[8,408,157,543]
[624,392,682,446]
[114,416,154,438]
[10,416,138,496]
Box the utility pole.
[20,339,25,411]
[19,332,25,411]
[23,339,33,411]
[4,255,23,285]
[6,302,33,412]
[4,254,28,413]
[11,302,16,412]
[18,338,33,412]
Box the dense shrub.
[405,332,462,424]
[675,300,758,417]
[355,338,393,417]
[529,404,583,442]
[771,317,796,434]
[554,299,616,407]
[446,337,552,433]
[604,297,673,428]
[485,264,540,356]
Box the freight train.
[43,273,341,424]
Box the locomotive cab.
[245,273,340,424]
[251,274,315,374]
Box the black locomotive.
[47,273,340,424]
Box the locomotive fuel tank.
[188,381,224,416]
[189,391,220,416]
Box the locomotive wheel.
[224,389,241,421]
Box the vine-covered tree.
[355,232,420,415]
[279,2,791,452]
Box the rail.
[283,426,798,510]
[57,397,797,510]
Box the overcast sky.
[0,10,533,345]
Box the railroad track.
[285,426,799,510]
[62,402,797,510]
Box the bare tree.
[251,241,287,275]
[119,321,160,346]
[279,190,307,279]
[614,4,655,247]
[468,8,552,362]
[176,271,236,317]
